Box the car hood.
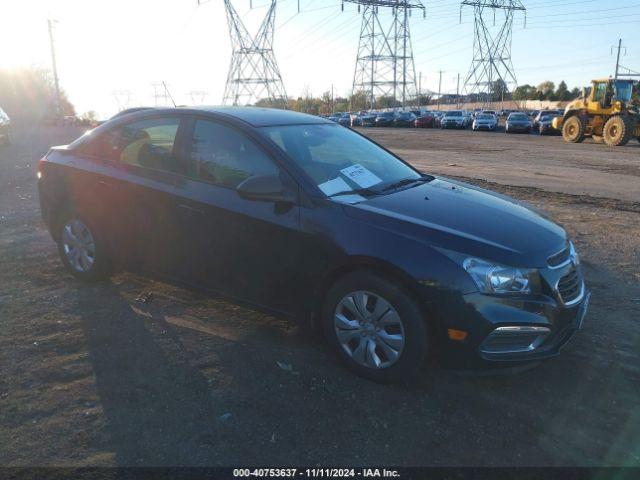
[343,177,566,267]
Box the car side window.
[81,117,183,174]
[188,120,278,187]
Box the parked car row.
[323,108,564,135]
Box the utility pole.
[612,38,626,80]
[331,84,334,114]
[418,71,422,103]
[437,70,443,110]
[456,73,460,108]
[47,18,62,118]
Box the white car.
[0,107,11,146]
[440,110,467,129]
[472,113,498,131]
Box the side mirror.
[236,174,295,203]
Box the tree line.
[0,67,75,122]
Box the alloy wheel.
[61,219,96,272]
[334,291,405,369]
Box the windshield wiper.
[380,175,433,193]
[328,187,380,198]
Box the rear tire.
[562,115,586,143]
[322,271,428,384]
[603,115,633,147]
[56,212,111,282]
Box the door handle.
[177,203,205,215]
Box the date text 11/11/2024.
[232,468,401,478]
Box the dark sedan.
[337,113,352,126]
[506,112,532,133]
[374,111,397,127]
[393,112,417,128]
[539,115,560,135]
[37,107,589,383]
[361,114,377,127]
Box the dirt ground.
[0,124,639,467]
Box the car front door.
[169,117,305,316]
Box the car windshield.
[445,111,462,117]
[477,114,493,120]
[378,112,394,118]
[260,123,421,200]
[510,114,528,120]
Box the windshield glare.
[260,124,420,199]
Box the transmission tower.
[345,1,425,110]
[222,0,288,107]
[189,90,209,104]
[461,0,525,105]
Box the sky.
[1,0,639,119]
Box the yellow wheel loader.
[552,78,640,146]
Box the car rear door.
[77,115,190,272]
[168,117,305,316]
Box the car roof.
[107,106,332,127]
[188,106,332,127]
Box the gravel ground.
[0,124,638,467]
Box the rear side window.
[188,120,278,187]
[81,117,182,173]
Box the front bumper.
[433,256,589,368]
[474,124,496,131]
[507,124,531,132]
[442,121,465,129]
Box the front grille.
[558,266,582,304]
[548,245,570,267]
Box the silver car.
[440,110,467,129]
[472,113,498,131]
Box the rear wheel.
[57,213,111,281]
[562,115,586,143]
[603,115,633,146]
[322,271,428,383]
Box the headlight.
[462,258,535,294]
[437,248,539,295]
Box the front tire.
[322,271,428,383]
[56,213,111,281]
[562,115,586,143]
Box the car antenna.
[162,81,177,107]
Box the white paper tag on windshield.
[340,164,382,188]
[318,177,351,196]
